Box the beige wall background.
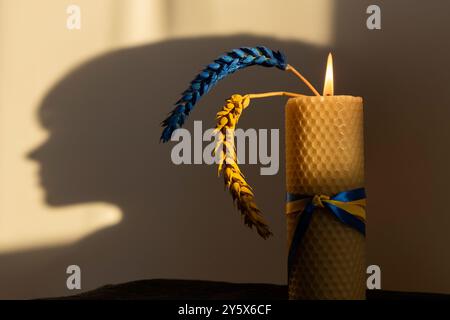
[0,0,449,299]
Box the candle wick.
[286,64,321,97]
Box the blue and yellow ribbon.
[286,188,366,276]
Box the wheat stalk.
[214,92,305,239]
[161,47,287,142]
[213,94,273,238]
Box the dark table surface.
[50,279,450,300]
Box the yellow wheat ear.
[213,92,304,239]
[214,94,272,239]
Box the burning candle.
[285,54,366,299]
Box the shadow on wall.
[2,0,450,299]
[0,35,328,299]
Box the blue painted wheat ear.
[160,46,287,142]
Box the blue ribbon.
[287,188,366,277]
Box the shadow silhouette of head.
[28,47,166,207]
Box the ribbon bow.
[286,188,367,276]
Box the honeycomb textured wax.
[285,96,366,300]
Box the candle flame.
[323,53,334,96]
